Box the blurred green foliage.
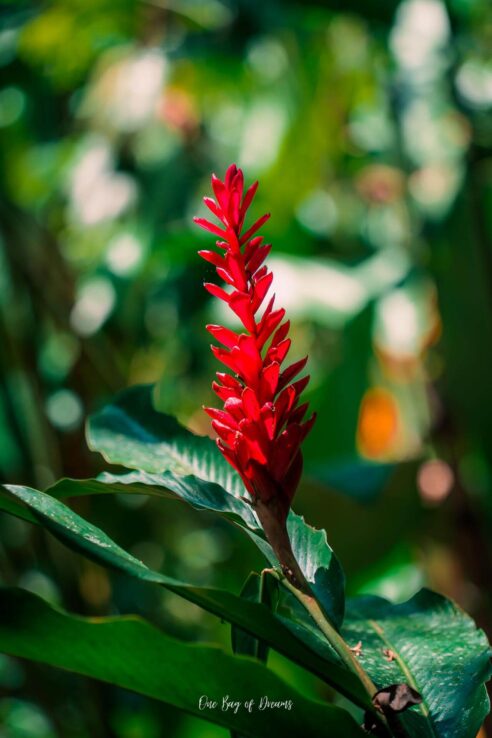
[0,0,492,735]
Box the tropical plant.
[0,166,490,738]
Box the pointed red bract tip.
[195,165,315,519]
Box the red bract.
[194,164,315,522]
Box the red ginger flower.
[194,164,316,523]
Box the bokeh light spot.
[357,388,399,459]
[45,389,83,431]
[0,86,25,127]
[106,233,143,276]
[417,459,454,505]
[70,277,116,336]
[296,190,337,237]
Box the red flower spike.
[203,283,230,303]
[206,325,239,349]
[195,164,316,541]
[198,250,225,268]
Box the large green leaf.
[0,587,366,738]
[83,384,345,627]
[87,384,246,499]
[51,471,259,530]
[0,483,369,712]
[52,473,345,628]
[346,591,490,738]
[275,586,491,736]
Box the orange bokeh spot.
[357,388,399,459]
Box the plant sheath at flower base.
[195,164,316,589]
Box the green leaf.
[276,587,492,736]
[231,573,279,738]
[342,590,491,738]
[0,587,366,738]
[87,384,247,499]
[276,588,344,669]
[0,483,369,711]
[52,470,258,530]
[0,487,37,524]
[232,572,279,663]
[285,513,345,628]
[84,384,345,627]
[52,473,345,629]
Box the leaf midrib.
[366,618,437,738]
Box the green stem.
[254,503,390,732]
[279,575,379,701]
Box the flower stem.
[253,499,390,731]
[280,575,378,699]
[252,497,309,592]
[254,501,379,699]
